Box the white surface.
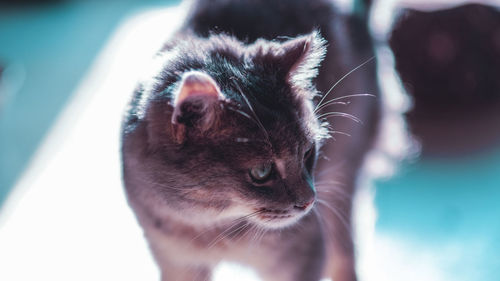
[0,4,461,281]
[0,7,179,281]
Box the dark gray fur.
[122,0,380,280]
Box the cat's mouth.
[254,206,311,228]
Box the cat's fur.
[121,0,381,280]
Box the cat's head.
[123,31,328,229]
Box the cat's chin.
[253,212,306,229]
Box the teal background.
[375,150,500,280]
[1,0,499,279]
[0,0,178,205]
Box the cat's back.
[184,0,337,42]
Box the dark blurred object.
[390,4,500,157]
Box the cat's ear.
[171,71,224,143]
[280,31,327,96]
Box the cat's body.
[122,1,381,280]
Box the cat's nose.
[293,199,314,211]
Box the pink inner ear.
[175,71,221,105]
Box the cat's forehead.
[212,61,320,150]
[226,99,317,152]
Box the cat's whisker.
[315,182,350,198]
[326,130,351,137]
[320,120,357,139]
[205,224,242,249]
[316,183,349,192]
[254,225,267,247]
[293,217,306,234]
[207,222,247,249]
[315,199,352,236]
[314,179,346,187]
[314,101,350,114]
[315,167,337,178]
[315,178,350,191]
[316,186,351,197]
[246,225,259,248]
[312,206,342,253]
[230,78,273,149]
[247,224,266,251]
[242,224,257,252]
[316,190,351,202]
[241,222,257,240]
[314,56,375,112]
[189,210,260,247]
[256,227,269,246]
[317,111,362,124]
[226,105,259,125]
[314,93,375,114]
[315,160,348,178]
[255,224,267,245]
[206,210,264,249]
[313,101,352,121]
[312,207,329,233]
[233,221,252,244]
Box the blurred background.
[0,0,178,206]
[1,0,499,280]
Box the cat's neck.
[133,198,254,243]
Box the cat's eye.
[249,162,273,183]
[304,144,316,174]
[304,147,314,160]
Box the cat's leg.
[158,263,211,281]
[145,229,213,281]
[323,199,357,281]
[317,174,357,281]
[151,245,212,281]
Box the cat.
[121,0,382,280]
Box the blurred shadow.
[389,3,500,157]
